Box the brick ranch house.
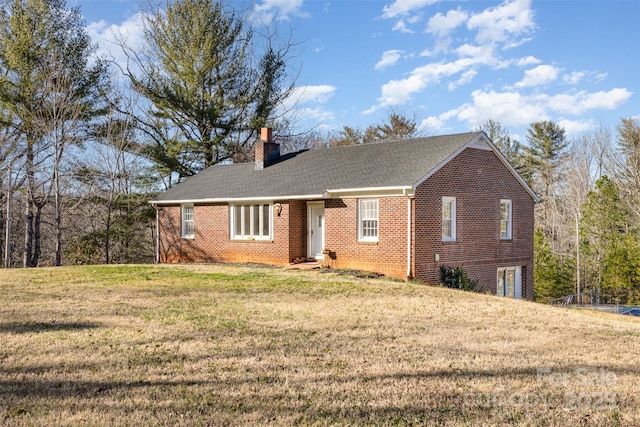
[150,128,538,300]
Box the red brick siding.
[288,200,307,261]
[323,197,410,279]
[413,148,535,299]
[158,201,307,265]
[157,147,534,299]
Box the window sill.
[230,237,273,242]
[182,236,194,239]
[357,240,379,245]
[500,238,513,242]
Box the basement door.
[307,202,325,260]
[497,266,522,299]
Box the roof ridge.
[295,131,481,153]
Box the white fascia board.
[412,133,540,202]
[150,194,324,205]
[323,186,414,199]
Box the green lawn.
[1,264,638,426]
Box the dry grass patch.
[0,264,639,426]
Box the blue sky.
[78,0,639,141]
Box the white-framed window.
[497,266,522,299]
[181,204,194,238]
[358,199,378,242]
[500,199,512,240]
[230,203,272,239]
[442,197,456,242]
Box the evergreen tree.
[534,229,574,302]
[125,0,294,184]
[580,175,640,301]
[363,112,417,143]
[478,119,525,174]
[522,120,568,195]
[522,121,568,255]
[328,112,417,146]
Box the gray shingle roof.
[151,132,486,203]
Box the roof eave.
[149,194,325,205]
[324,186,414,198]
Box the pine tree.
[125,0,294,184]
[580,175,640,301]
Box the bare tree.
[0,0,108,267]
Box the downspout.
[404,189,412,281]
[154,204,160,264]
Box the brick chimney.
[255,127,280,170]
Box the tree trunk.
[23,196,33,268]
[105,201,111,264]
[31,202,43,267]
[24,139,35,268]
[55,191,62,266]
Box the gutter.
[149,194,325,205]
[324,186,414,199]
[150,186,417,206]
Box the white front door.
[307,203,325,260]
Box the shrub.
[440,265,478,292]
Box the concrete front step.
[284,261,321,270]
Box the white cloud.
[291,107,336,124]
[419,115,446,132]
[375,49,500,108]
[454,89,549,128]
[447,69,477,91]
[563,71,586,85]
[372,0,539,112]
[252,0,308,22]
[557,119,597,135]
[86,13,146,72]
[467,0,536,46]
[279,86,336,129]
[515,64,560,88]
[428,87,633,132]
[375,50,404,70]
[408,15,423,24]
[382,0,438,19]
[593,72,608,83]
[287,85,336,106]
[455,43,497,64]
[392,19,414,33]
[516,56,540,67]
[547,88,632,115]
[427,8,468,37]
[376,59,474,107]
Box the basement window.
[230,204,272,240]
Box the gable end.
[413,133,539,202]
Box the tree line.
[0,0,293,267]
[0,0,638,306]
